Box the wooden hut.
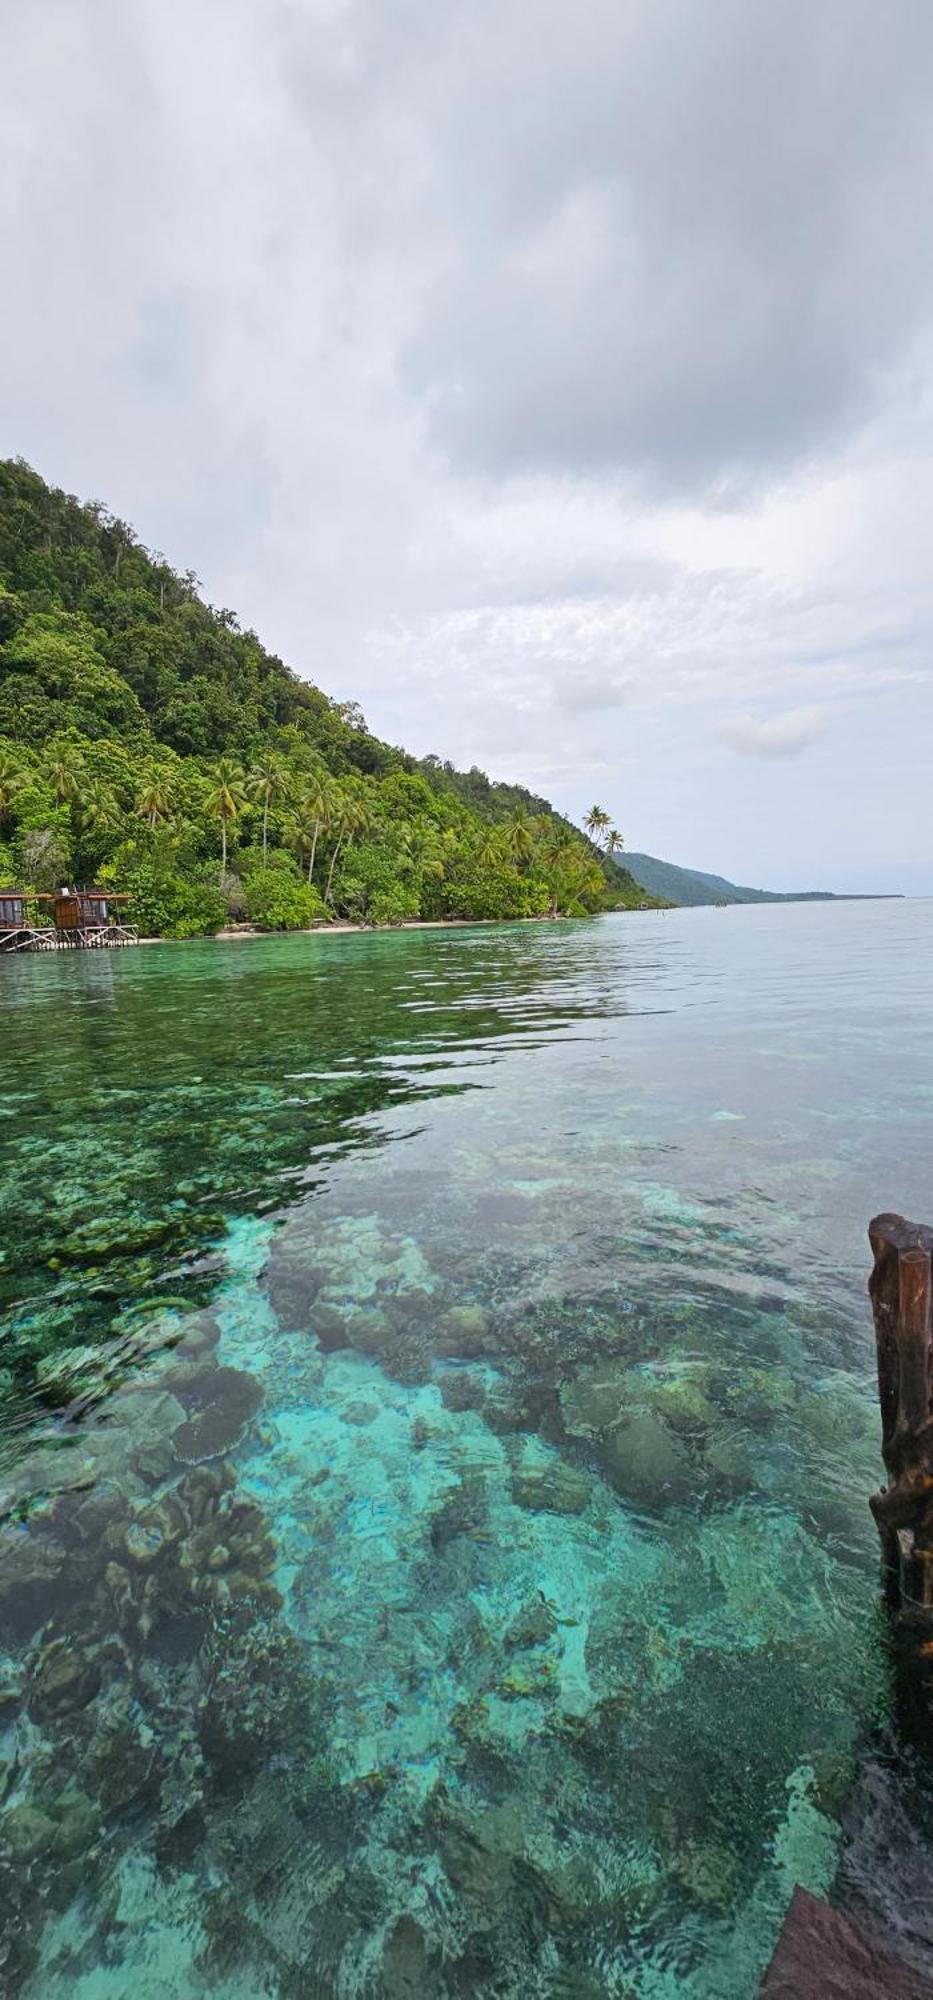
[0,888,53,951]
[52,890,136,946]
[0,888,137,952]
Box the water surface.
[1,901,931,1996]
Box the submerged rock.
[436,1303,491,1357]
[51,1794,101,1860]
[438,1368,487,1413]
[729,1366,798,1427]
[673,1837,741,1909]
[171,1366,263,1465]
[430,1475,488,1552]
[380,1915,438,1999]
[600,1413,691,1506]
[512,1458,591,1515]
[505,1598,558,1650]
[703,1423,757,1489]
[0,1804,56,1862]
[559,1364,630,1438]
[29,1635,102,1720]
[439,1800,526,1912]
[0,1529,68,1644]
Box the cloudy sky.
[3,0,932,892]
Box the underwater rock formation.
[170,1362,264,1464]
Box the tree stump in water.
[869,1214,933,1621]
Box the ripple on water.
[1,905,930,1995]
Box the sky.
[2,1,932,893]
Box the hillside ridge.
[622,850,897,907]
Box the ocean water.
[1,900,932,1997]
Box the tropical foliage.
[0,460,651,934]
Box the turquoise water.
[1,901,931,1996]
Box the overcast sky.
[3,1,932,892]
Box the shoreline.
[138,913,604,944]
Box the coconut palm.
[540,825,580,916]
[506,812,535,869]
[583,804,611,846]
[323,785,372,905]
[0,752,27,828]
[77,781,119,836]
[136,767,176,830]
[283,799,322,884]
[45,745,85,808]
[204,758,247,881]
[246,753,287,863]
[292,768,336,885]
[476,828,504,870]
[605,828,625,857]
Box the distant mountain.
[621,852,892,908]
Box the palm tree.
[283,800,321,884]
[246,753,287,864]
[323,785,371,905]
[506,812,535,869]
[540,825,578,916]
[136,767,176,830]
[75,781,119,843]
[583,804,611,846]
[293,768,335,885]
[204,758,246,881]
[605,828,624,857]
[45,745,85,808]
[0,752,27,829]
[476,828,504,870]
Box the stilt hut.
[0,889,53,951]
[52,889,137,947]
[0,887,137,952]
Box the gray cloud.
[397,0,933,490]
[1,1,932,890]
[718,706,828,757]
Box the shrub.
[330,841,418,923]
[368,882,419,926]
[440,859,549,921]
[243,869,324,931]
[122,863,226,938]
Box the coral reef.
[0,922,905,1998]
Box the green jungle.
[0,460,649,937]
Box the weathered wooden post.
[868,1213,933,1621]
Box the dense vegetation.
[0,459,647,935]
[619,851,847,907]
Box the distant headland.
[619,851,902,909]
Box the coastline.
[137,913,596,944]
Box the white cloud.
[718,706,829,758]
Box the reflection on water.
[1,903,932,1996]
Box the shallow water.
[1,901,932,1996]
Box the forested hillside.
[621,851,878,907]
[0,460,646,934]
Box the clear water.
[1,901,931,1997]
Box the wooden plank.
[761,1887,933,1999]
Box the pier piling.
[869,1213,933,1621]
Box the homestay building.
[0,888,138,952]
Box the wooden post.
[868,1213,933,1622]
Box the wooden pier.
[759,1212,933,1996]
[869,1212,933,1621]
[0,888,138,952]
